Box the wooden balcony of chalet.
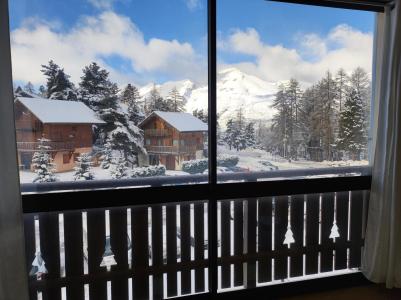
[145,145,200,154]
[17,141,90,152]
[144,129,173,137]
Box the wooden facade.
[140,113,206,170]
[15,101,95,172]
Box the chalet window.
[63,153,70,164]
[4,0,383,299]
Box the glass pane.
[9,0,208,192]
[217,0,374,182]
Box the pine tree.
[245,122,256,148]
[122,84,143,125]
[271,84,291,158]
[335,68,349,113]
[193,109,208,124]
[336,88,367,160]
[110,156,129,179]
[145,85,167,114]
[166,87,185,112]
[73,153,94,180]
[24,82,35,94]
[39,85,46,97]
[100,140,113,169]
[32,138,57,183]
[41,60,76,100]
[224,119,235,150]
[79,62,116,109]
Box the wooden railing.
[144,129,173,137]
[17,142,90,152]
[22,169,370,300]
[145,145,199,154]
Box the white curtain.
[362,1,401,288]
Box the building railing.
[17,142,90,152]
[145,145,199,154]
[144,129,173,137]
[21,167,371,300]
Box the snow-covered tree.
[122,84,143,125]
[144,85,167,114]
[73,153,94,180]
[39,85,46,97]
[245,122,256,148]
[110,156,129,179]
[193,109,208,124]
[32,138,57,183]
[24,82,35,94]
[335,68,349,113]
[224,119,235,150]
[79,62,117,110]
[166,87,185,112]
[336,88,367,160]
[100,140,113,169]
[41,60,76,100]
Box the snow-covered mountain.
[139,68,278,127]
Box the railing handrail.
[145,145,199,153]
[21,165,371,193]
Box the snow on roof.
[140,111,207,132]
[16,97,105,124]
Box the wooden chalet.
[14,97,104,172]
[139,111,208,170]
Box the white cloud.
[220,25,373,86]
[185,0,201,11]
[10,11,206,86]
[87,0,115,9]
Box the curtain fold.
[362,1,401,288]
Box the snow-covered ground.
[20,146,368,184]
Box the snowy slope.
[138,68,278,128]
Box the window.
[10,0,208,189]
[216,0,374,182]
[63,153,70,164]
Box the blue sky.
[8,0,375,87]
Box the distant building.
[14,97,105,172]
[139,111,207,170]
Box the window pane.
[9,0,208,191]
[217,0,374,182]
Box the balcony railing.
[21,167,370,300]
[17,142,89,152]
[144,129,173,137]
[145,145,199,154]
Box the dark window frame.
[8,0,385,298]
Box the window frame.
[2,0,386,298]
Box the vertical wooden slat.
[132,206,149,300]
[290,195,304,277]
[335,192,349,270]
[257,197,272,283]
[274,196,288,280]
[220,200,231,289]
[152,205,163,300]
[321,193,335,273]
[166,204,178,297]
[24,214,38,300]
[180,203,191,295]
[305,194,320,275]
[87,209,107,300]
[110,207,128,300]
[194,202,205,293]
[64,211,85,300]
[233,200,244,287]
[350,190,363,268]
[39,213,61,300]
[244,199,257,288]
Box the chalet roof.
[16,97,105,124]
[139,111,208,132]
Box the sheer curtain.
[362,1,401,288]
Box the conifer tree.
[32,138,57,183]
[167,87,185,112]
[193,109,208,124]
[24,82,35,94]
[336,88,367,160]
[122,84,143,125]
[245,122,256,148]
[41,60,76,100]
[224,119,235,150]
[110,156,129,179]
[100,140,113,169]
[145,85,167,114]
[73,153,94,180]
